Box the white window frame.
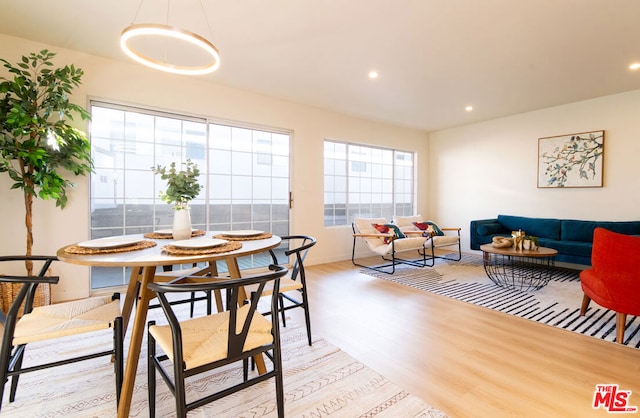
[89,100,291,289]
[323,139,415,226]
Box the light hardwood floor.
[292,258,640,417]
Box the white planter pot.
[172,208,192,240]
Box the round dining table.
[57,232,281,418]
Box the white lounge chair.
[393,215,462,266]
[351,217,431,274]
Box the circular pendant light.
[120,23,220,75]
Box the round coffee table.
[479,243,558,291]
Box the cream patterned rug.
[0,306,447,417]
[361,254,640,349]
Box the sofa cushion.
[373,223,406,243]
[392,215,423,229]
[539,239,593,258]
[560,220,599,242]
[497,215,561,240]
[413,221,444,236]
[393,215,423,234]
[477,223,503,235]
[601,221,640,236]
[561,220,640,242]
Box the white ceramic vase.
[172,207,192,240]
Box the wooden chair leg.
[616,312,627,344]
[580,294,591,316]
[214,289,224,312]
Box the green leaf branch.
[541,133,603,187]
[152,159,202,209]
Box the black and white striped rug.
[361,254,640,348]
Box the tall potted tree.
[0,50,93,275]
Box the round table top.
[479,243,558,257]
[57,232,281,268]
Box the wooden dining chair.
[146,264,288,417]
[0,255,123,412]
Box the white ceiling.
[2,0,640,131]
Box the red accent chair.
[579,227,640,343]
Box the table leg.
[117,266,155,418]
[205,262,224,312]
[120,267,141,336]
[225,258,267,375]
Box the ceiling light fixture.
[120,0,220,75]
[465,105,474,112]
[368,70,379,79]
[630,63,640,71]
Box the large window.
[89,102,290,289]
[324,140,415,226]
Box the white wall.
[428,89,640,253]
[0,34,429,301]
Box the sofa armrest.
[470,218,508,250]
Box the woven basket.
[0,279,51,318]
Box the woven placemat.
[162,241,243,256]
[212,232,273,241]
[64,240,157,255]
[143,229,206,239]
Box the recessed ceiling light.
[368,70,379,79]
[630,63,640,70]
[465,105,474,112]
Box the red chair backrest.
[591,227,640,280]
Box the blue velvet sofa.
[470,214,640,266]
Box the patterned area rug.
[0,307,447,417]
[361,254,640,349]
